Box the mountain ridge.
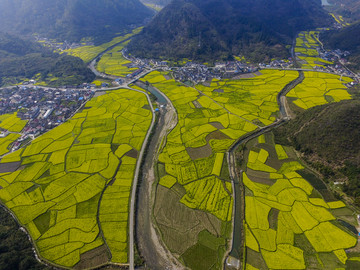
[0,0,154,43]
[322,21,360,71]
[129,0,331,62]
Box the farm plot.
[0,113,27,133]
[287,71,352,109]
[96,41,138,77]
[142,70,298,269]
[65,27,142,63]
[0,113,28,156]
[330,13,350,27]
[0,89,152,268]
[243,134,358,270]
[294,31,333,69]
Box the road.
[225,71,304,268]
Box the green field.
[287,71,352,109]
[143,69,299,269]
[242,133,358,270]
[0,89,152,268]
[65,27,142,63]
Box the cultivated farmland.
[96,41,138,77]
[295,31,333,69]
[0,113,27,156]
[287,71,352,109]
[143,69,299,269]
[242,133,359,269]
[0,89,152,268]
[65,27,142,63]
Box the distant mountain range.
[322,21,360,71]
[0,0,153,43]
[0,32,95,86]
[129,0,331,62]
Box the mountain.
[0,32,95,86]
[0,0,153,43]
[142,0,172,6]
[322,21,360,71]
[325,0,360,22]
[128,0,331,62]
[275,99,360,205]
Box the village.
[0,86,93,151]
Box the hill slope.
[129,0,331,61]
[275,99,360,204]
[0,0,153,43]
[322,21,360,71]
[0,32,95,86]
[325,0,360,22]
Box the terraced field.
[287,71,353,109]
[0,89,152,268]
[142,69,299,269]
[330,13,350,27]
[65,27,142,63]
[96,41,138,77]
[242,133,359,269]
[295,31,333,69]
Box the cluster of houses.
[173,62,213,83]
[0,86,93,151]
[172,61,259,83]
[34,35,93,51]
[259,59,294,69]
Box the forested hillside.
[275,99,360,205]
[129,0,331,62]
[325,0,360,22]
[0,206,47,270]
[0,0,153,43]
[322,21,360,71]
[0,32,95,86]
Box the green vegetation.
[0,206,46,269]
[322,21,360,71]
[0,113,28,156]
[129,0,330,61]
[0,0,153,43]
[0,113,27,133]
[96,41,137,77]
[242,134,358,270]
[275,99,360,207]
[0,89,152,268]
[66,28,142,63]
[144,69,298,269]
[295,31,333,69]
[0,32,95,87]
[330,13,350,27]
[286,71,352,109]
[324,0,360,23]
